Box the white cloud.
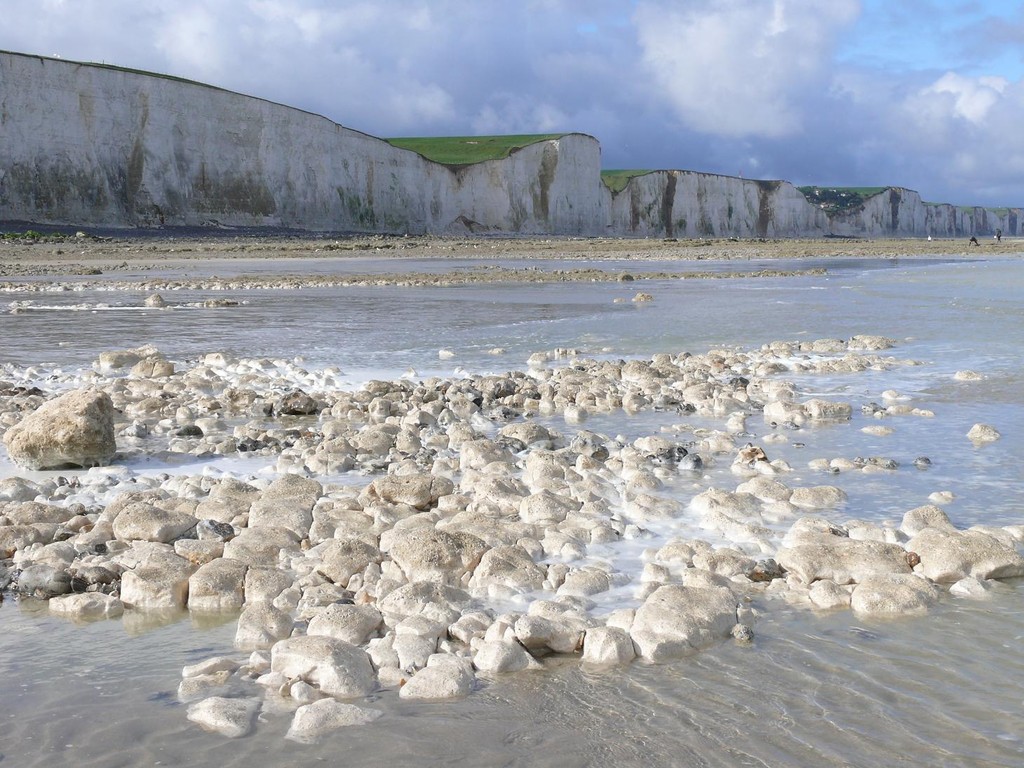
[633,0,859,138]
[920,72,1008,124]
[153,5,230,79]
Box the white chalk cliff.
[1,51,1019,238]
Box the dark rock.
[16,564,72,597]
[197,519,236,541]
[276,390,321,416]
[747,558,785,582]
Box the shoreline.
[1,234,1018,282]
[1,245,1023,747]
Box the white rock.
[776,539,911,585]
[966,423,1000,442]
[468,545,546,593]
[177,672,231,702]
[306,603,383,645]
[186,696,259,738]
[182,656,241,678]
[362,473,454,509]
[473,640,539,673]
[807,579,852,610]
[286,698,382,742]
[120,557,194,610]
[789,485,847,510]
[112,501,197,544]
[377,581,472,628]
[900,505,957,538]
[581,626,636,666]
[188,558,247,612]
[48,592,124,620]
[905,528,1024,583]
[270,635,377,698]
[234,603,294,650]
[399,654,475,699]
[953,370,983,381]
[514,614,586,654]
[246,474,322,541]
[630,585,737,661]
[3,388,116,470]
[850,574,938,616]
[949,576,995,599]
[386,527,487,585]
[315,537,382,586]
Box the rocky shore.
[1,232,1016,280]
[2,325,1022,740]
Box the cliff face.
[1,51,1019,238]
[827,188,1019,238]
[0,52,607,234]
[611,172,828,237]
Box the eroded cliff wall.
[1,51,1020,238]
[826,188,1021,237]
[0,52,608,234]
[610,172,829,237]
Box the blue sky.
[2,0,1023,206]
[839,0,1024,78]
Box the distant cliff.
[1,51,1019,238]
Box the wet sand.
[1,232,1018,280]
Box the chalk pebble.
[967,423,1000,442]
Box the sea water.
[1,253,1022,766]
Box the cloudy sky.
[2,0,1022,205]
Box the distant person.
[995,229,1002,242]
[969,236,979,246]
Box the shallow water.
[1,254,1023,765]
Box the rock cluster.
[1,335,1021,741]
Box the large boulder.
[286,699,382,742]
[386,528,488,585]
[905,528,1024,583]
[850,574,939,616]
[776,538,912,585]
[473,640,539,673]
[581,626,637,666]
[306,603,383,646]
[223,527,300,567]
[377,581,473,627]
[186,696,259,738]
[119,552,195,610]
[630,585,738,661]
[399,654,475,699]
[900,505,958,538]
[314,537,382,587]
[3,388,116,470]
[468,545,546,594]
[270,635,377,699]
[361,474,454,509]
[48,592,124,621]
[235,603,294,650]
[188,558,248,612]
[112,501,197,543]
[246,474,322,541]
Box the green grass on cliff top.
[601,170,654,193]
[385,134,567,165]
